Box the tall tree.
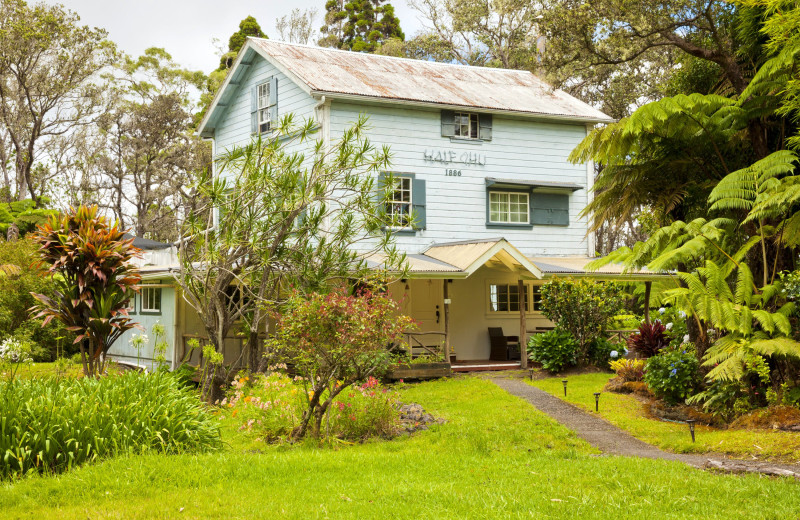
[320,0,404,52]
[0,0,115,203]
[276,8,318,44]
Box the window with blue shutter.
[377,173,425,232]
[411,177,426,230]
[532,193,570,226]
[251,76,277,135]
[442,110,492,140]
[441,110,455,137]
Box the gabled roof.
[198,39,613,137]
[528,256,666,280]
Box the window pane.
[496,285,509,312]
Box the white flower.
[665,322,673,330]
[658,307,666,314]
[683,334,691,344]
[610,350,619,359]
[678,311,687,319]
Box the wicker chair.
[488,327,521,361]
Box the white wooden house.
[109,39,652,370]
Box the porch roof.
[528,256,665,280]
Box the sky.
[44,0,427,73]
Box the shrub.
[527,328,578,373]
[608,314,641,330]
[627,321,669,358]
[0,371,220,479]
[610,358,646,382]
[644,348,699,404]
[688,380,749,422]
[539,278,624,362]
[226,372,400,442]
[589,337,627,369]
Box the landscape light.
[593,392,601,412]
[562,379,568,396]
[686,419,696,442]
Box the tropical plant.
[644,348,700,404]
[588,336,626,369]
[526,328,578,373]
[609,358,646,382]
[0,371,220,479]
[30,205,141,377]
[267,289,413,440]
[627,321,669,358]
[539,278,624,362]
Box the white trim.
[488,190,530,224]
[586,123,596,256]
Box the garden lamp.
[562,379,568,396]
[593,392,601,412]
[686,419,696,442]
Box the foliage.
[526,328,578,373]
[588,336,627,369]
[217,16,265,71]
[320,0,404,52]
[657,307,690,348]
[644,349,700,404]
[226,372,400,442]
[0,371,220,479]
[30,205,141,377]
[608,314,642,330]
[539,278,624,362]
[0,336,33,382]
[0,0,115,203]
[276,8,318,45]
[267,289,412,439]
[627,321,669,358]
[779,270,800,302]
[687,380,753,422]
[0,199,58,237]
[610,358,646,383]
[176,116,407,395]
[0,237,71,359]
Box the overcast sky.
[44,0,427,73]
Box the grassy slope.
[1,377,798,519]
[530,373,800,462]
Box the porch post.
[443,279,451,364]
[644,281,652,324]
[518,279,527,369]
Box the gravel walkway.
[491,376,800,479]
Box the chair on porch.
[488,327,521,361]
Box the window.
[489,191,529,224]
[257,82,272,134]
[489,283,530,312]
[454,112,479,139]
[124,293,136,315]
[532,285,544,312]
[387,177,413,227]
[141,286,162,314]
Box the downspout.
[172,286,180,370]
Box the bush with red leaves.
[626,321,669,358]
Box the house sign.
[424,149,487,166]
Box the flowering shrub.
[656,307,690,348]
[0,337,33,382]
[627,321,669,358]
[609,358,646,382]
[225,372,400,442]
[527,328,578,373]
[268,289,413,440]
[589,336,627,369]
[644,348,699,404]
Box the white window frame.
[488,282,530,314]
[454,112,479,139]
[140,286,162,314]
[257,82,273,134]
[489,191,530,224]
[386,176,413,228]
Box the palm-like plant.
[30,206,141,377]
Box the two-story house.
[109,39,648,370]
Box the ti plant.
[30,205,141,377]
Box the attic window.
[251,77,278,135]
[455,112,479,139]
[257,82,272,133]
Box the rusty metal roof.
[249,39,612,123]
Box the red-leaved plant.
[30,205,141,377]
[626,320,669,358]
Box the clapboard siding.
[214,58,317,157]
[329,101,591,256]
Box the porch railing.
[393,331,448,362]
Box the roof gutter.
[310,90,615,125]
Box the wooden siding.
[329,101,591,257]
[214,58,317,156]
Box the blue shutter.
[532,193,569,226]
[269,76,278,125]
[441,110,455,137]
[479,113,492,141]
[412,178,426,230]
[250,86,258,134]
[373,172,387,207]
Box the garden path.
[490,375,800,479]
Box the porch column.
[443,279,451,364]
[518,279,527,369]
[644,281,652,324]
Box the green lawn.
[1,377,798,519]
[530,373,800,462]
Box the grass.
[530,373,800,462]
[7,361,123,380]
[1,376,799,519]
